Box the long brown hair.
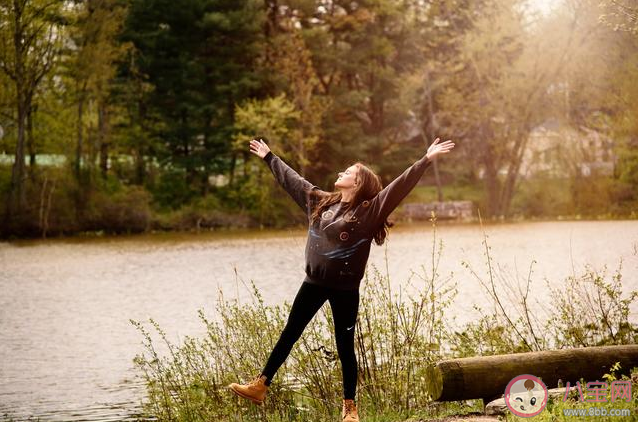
[310,162,393,245]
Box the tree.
[0,0,64,231]
[109,50,161,186]
[232,94,307,224]
[440,0,583,217]
[262,25,329,175]
[266,1,432,184]
[122,0,265,203]
[542,0,638,212]
[64,0,128,185]
[411,0,489,201]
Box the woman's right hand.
[249,138,271,159]
[426,137,455,161]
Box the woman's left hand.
[426,137,455,160]
[249,138,271,159]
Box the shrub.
[153,195,252,231]
[90,186,152,233]
[131,219,459,421]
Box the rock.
[401,201,474,221]
[484,398,508,416]
[485,387,570,416]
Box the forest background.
[1,0,637,238]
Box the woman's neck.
[340,189,355,203]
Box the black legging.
[261,281,360,399]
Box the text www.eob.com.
[563,408,631,417]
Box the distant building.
[519,118,615,179]
[0,153,67,166]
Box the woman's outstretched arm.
[250,138,320,213]
[369,138,455,224]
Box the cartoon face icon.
[507,390,545,415]
[504,375,548,418]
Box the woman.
[229,137,455,421]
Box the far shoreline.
[2,215,637,246]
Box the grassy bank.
[406,177,638,221]
[2,163,637,239]
[130,218,638,422]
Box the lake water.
[1,220,637,421]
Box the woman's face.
[334,164,359,190]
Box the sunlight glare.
[527,0,562,15]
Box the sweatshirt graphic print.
[264,151,432,291]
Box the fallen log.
[426,345,638,402]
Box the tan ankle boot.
[228,374,269,405]
[342,399,359,421]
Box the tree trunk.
[135,97,147,185]
[424,67,444,202]
[5,0,28,227]
[501,129,531,217]
[98,99,109,178]
[483,163,501,217]
[75,89,88,224]
[27,103,35,168]
[3,0,60,233]
[76,92,85,181]
[201,112,212,196]
[229,152,236,186]
[479,122,502,217]
[134,149,145,185]
[8,95,27,218]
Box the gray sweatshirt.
[263,151,432,291]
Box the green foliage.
[292,0,435,180]
[233,94,317,170]
[88,185,152,233]
[570,175,614,216]
[222,173,304,228]
[3,0,638,237]
[0,165,11,197]
[121,0,265,191]
[153,195,252,231]
[231,94,319,226]
[151,169,200,211]
[234,95,301,145]
[616,139,638,192]
[546,262,638,347]
[405,184,484,205]
[0,165,80,237]
[510,177,573,217]
[355,224,457,414]
[450,311,530,357]
[0,164,152,236]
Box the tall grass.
[452,211,638,356]
[131,215,637,422]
